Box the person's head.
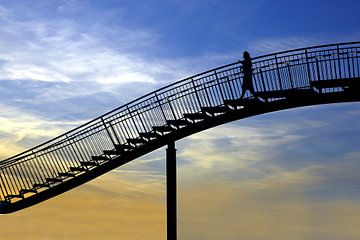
[243,51,250,59]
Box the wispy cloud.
[0,103,83,158]
[248,36,325,55]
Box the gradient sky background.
[0,0,360,239]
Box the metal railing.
[0,41,359,202]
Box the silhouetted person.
[240,51,256,99]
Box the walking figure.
[240,51,256,99]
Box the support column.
[166,141,177,240]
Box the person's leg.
[240,85,246,99]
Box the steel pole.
[166,141,177,240]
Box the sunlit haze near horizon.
[0,0,360,239]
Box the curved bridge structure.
[0,41,360,214]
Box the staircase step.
[6,194,24,200]
[183,112,207,120]
[153,125,174,133]
[224,98,263,108]
[80,161,99,167]
[224,99,242,107]
[310,78,357,89]
[127,138,147,145]
[139,132,160,139]
[19,188,37,194]
[257,89,316,99]
[33,183,50,188]
[91,155,109,161]
[45,178,63,183]
[70,167,87,172]
[104,149,121,155]
[167,119,190,127]
[257,89,295,98]
[59,172,75,178]
[115,144,134,151]
[201,106,229,114]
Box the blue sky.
[0,0,360,239]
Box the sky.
[0,0,360,239]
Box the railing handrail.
[1,40,359,164]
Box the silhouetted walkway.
[0,41,359,214]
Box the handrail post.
[101,117,116,147]
[286,63,294,88]
[337,45,342,79]
[275,55,283,90]
[305,49,312,85]
[0,171,9,200]
[191,78,202,108]
[166,141,177,240]
[155,92,168,122]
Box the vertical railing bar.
[286,63,294,89]
[154,92,167,122]
[259,69,267,92]
[72,138,86,164]
[136,109,148,133]
[4,168,16,194]
[12,165,24,192]
[108,122,121,145]
[337,45,342,79]
[44,152,59,177]
[11,166,22,193]
[51,146,68,173]
[167,98,177,120]
[34,151,51,180]
[56,145,72,171]
[120,120,131,141]
[101,117,116,147]
[67,137,83,165]
[347,51,351,78]
[190,78,202,108]
[226,77,235,99]
[0,171,9,200]
[1,169,11,197]
[16,163,31,189]
[28,156,44,184]
[305,50,312,85]
[22,160,37,188]
[214,70,225,102]
[274,55,283,90]
[13,165,25,192]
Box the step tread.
[310,78,358,88]
[104,149,121,155]
[201,106,229,113]
[115,144,134,151]
[257,89,315,98]
[126,138,147,144]
[183,112,207,120]
[6,194,24,199]
[153,125,174,133]
[80,161,99,167]
[139,132,160,139]
[45,177,63,183]
[167,119,190,126]
[224,98,263,107]
[70,166,87,172]
[33,183,50,188]
[59,172,76,178]
[91,155,109,161]
[19,188,37,194]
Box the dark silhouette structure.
[240,51,256,99]
[0,41,360,239]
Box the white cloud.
[248,36,324,55]
[0,104,84,159]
